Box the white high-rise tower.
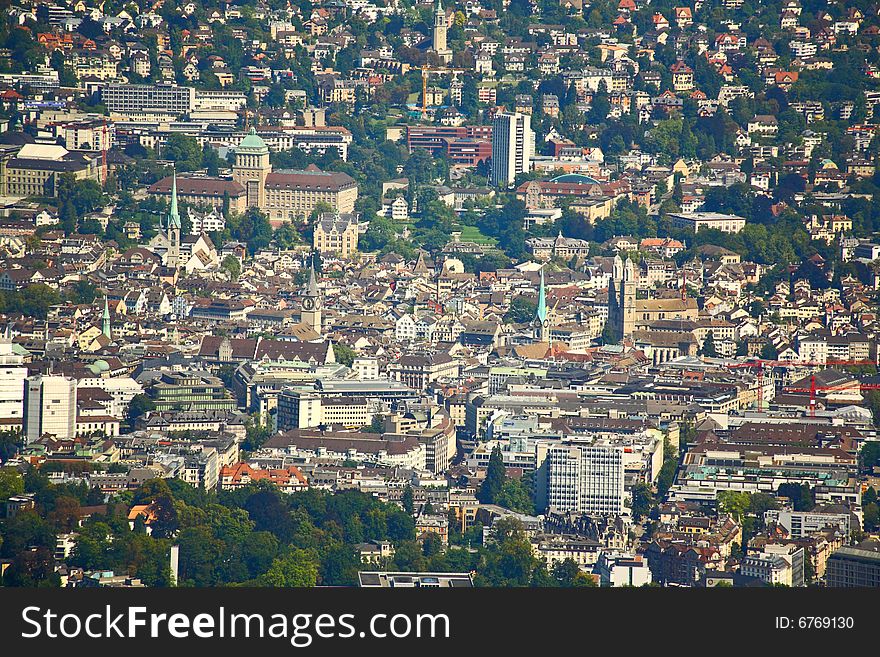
[490,111,534,188]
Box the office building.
[667,212,747,233]
[0,334,26,426]
[102,84,196,116]
[23,375,77,443]
[537,439,625,515]
[826,542,880,587]
[490,111,534,187]
[596,552,652,587]
[358,571,472,587]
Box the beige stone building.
[263,167,358,226]
[313,212,360,258]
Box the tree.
[0,468,24,501]
[504,296,537,324]
[478,446,506,504]
[863,502,880,532]
[220,255,241,281]
[163,134,203,171]
[422,533,443,557]
[495,478,534,514]
[65,282,98,309]
[860,440,880,474]
[630,482,653,520]
[401,485,414,515]
[126,394,155,424]
[701,330,718,357]
[363,415,384,434]
[333,343,357,367]
[777,483,814,512]
[717,491,751,521]
[260,549,319,587]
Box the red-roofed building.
[220,463,308,493]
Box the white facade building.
[23,375,77,443]
[538,440,626,515]
[490,111,534,187]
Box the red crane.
[726,359,878,413]
[101,121,108,186]
[783,374,880,417]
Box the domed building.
[232,127,272,209]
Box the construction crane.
[783,374,880,417]
[725,359,878,412]
[421,65,467,119]
[101,121,109,186]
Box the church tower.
[532,268,550,342]
[301,260,322,337]
[166,172,181,270]
[433,0,452,64]
[608,255,636,341]
[232,127,272,209]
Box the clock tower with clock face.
[301,260,322,336]
[533,268,550,342]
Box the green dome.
[237,127,268,153]
[88,359,110,375]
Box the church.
[607,254,699,341]
[149,173,220,274]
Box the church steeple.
[534,268,549,341]
[166,169,181,269]
[102,295,111,340]
[169,171,181,230]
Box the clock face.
[543,319,550,327]
[303,298,314,310]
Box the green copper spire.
[102,295,111,340]
[169,170,181,230]
[535,269,547,324]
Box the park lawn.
[457,224,498,246]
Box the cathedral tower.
[608,255,636,341]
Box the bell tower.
[432,0,452,64]
[301,259,322,336]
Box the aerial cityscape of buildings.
[0,0,879,591]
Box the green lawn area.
[457,224,498,246]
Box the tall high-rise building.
[536,440,625,515]
[0,331,27,426]
[608,255,636,341]
[432,0,452,64]
[23,375,77,443]
[490,111,533,188]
